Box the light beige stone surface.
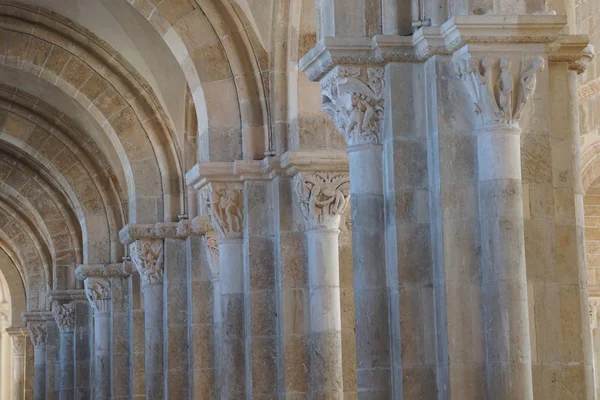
[0,0,597,399]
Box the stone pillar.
[84,278,111,400]
[26,322,47,400]
[453,49,550,399]
[590,298,600,399]
[295,169,350,398]
[7,328,26,400]
[203,183,246,398]
[129,238,165,400]
[51,301,75,400]
[317,66,392,398]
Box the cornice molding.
[75,263,136,280]
[300,15,569,81]
[119,218,211,245]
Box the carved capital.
[27,323,47,347]
[12,336,25,356]
[203,231,220,281]
[130,239,164,285]
[591,297,600,329]
[295,172,350,230]
[321,66,385,147]
[454,52,545,128]
[52,301,75,333]
[204,183,244,239]
[84,278,110,314]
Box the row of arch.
[0,0,323,328]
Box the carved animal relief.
[454,55,545,126]
[321,67,385,147]
[130,240,164,285]
[296,172,350,230]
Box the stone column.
[129,238,165,400]
[6,328,26,400]
[84,278,111,400]
[204,182,246,398]
[26,322,47,400]
[453,50,549,399]
[295,169,350,398]
[52,301,75,400]
[590,297,600,399]
[317,66,391,397]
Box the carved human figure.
[208,187,244,237]
[29,324,47,347]
[296,172,350,229]
[514,57,545,120]
[496,57,513,119]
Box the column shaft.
[143,283,164,399]
[348,146,391,397]
[94,312,110,399]
[218,237,245,398]
[477,126,533,399]
[307,228,343,398]
[58,332,74,400]
[12,336,25,400]
[33,346,46,400]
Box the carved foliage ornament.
[52,301,75,332]
[321,67,385,147]
[454,55,545,126]
[206,186,244,239]
[28,324,47,347]
[295,172,350,230]
[130,239,164,285]
[84,279,110,314]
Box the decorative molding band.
[119,217,211,245]
[22,311,53,324]
[75,262,136,280]
[47,289,86,303]
[300,15,568,81]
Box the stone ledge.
[75,263,136,280]
[119,217,212,245]
[300,14,571,81]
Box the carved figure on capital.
[84,278,110,314]
[130,239,164,285]
[454,53,545,126]
[591,297,600,329]
[321,67,385,147]
[203,231,220,281]
[205,184,244,238]
[295,172,350,230]
[28,324,47,347]
[52,301,75,333]
[12,336,24,356]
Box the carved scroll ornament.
[296,172,350,230]
[454,55,545,127]
[321,67,385,147]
